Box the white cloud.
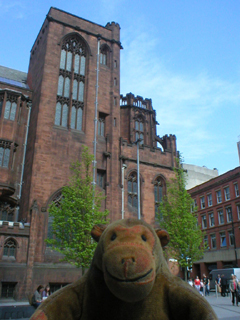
[120,26,240,171]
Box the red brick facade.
[189,166,240,279]
[0,7,177,300]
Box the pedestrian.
[203,274,209,296]
[194,276,201,294]
[42,284,51,300]
[215,274,221,294]
[220,274,227,297]
[188,278,193,287]
[32,285,44,308]
[229,274,239,306]
[200,279,204,296]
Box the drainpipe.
[121,164,127,219]
[92,37,100,208]
[17,101,32,220]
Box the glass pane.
[57,75,64,96]
[80,56,85,75]
[3,247,8,256]
[0,100,3,117]
[9,246,15,257]
[133,196,137,208]
[140,133,144,144]
[74,54,80,74]
[3,148,10,167]
[66,51,72,72]
[72,80,78,100]
[135,121,139,130]
[154,185,157,201]
[101,121,104,136]
[128,180,131,192]
[159,186,163,202]
[64,78,70,98]
[71,106,76,129]
[140,122,143,131]
[136,132,139,141]
[60,50,66,69]
[78,82,84,102]
[4,101,11,119]
[2,210,7,220]
[62,104,68,127]
[0,147,4,165]
[77,108,82,131]
[128,195,132,205]
[10,102,17,121]
[55,102,61,125]
[133,181,137,193]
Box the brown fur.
[30,218,217,320]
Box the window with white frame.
[209,212,215,227]
[218,209,224,224]
[226,207,232,222]
[207,194,212,207]
[224,186,230,201]
[216,190,222,204]
[220,232,226,247]
[210,234,216,249]
[200,196,205,209]
[237,204,240,220]
[228,230,234,246]
[202,215,207,229]
[234,183,239,197]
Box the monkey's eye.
[111,233,117,241]
[141,235,147,242]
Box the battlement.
[0,221,30,236]
[120,93,152,110]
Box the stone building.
[189,166,240,277]
[0,7,177,300]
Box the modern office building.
[189,167,240,277]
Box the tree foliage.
[46,146,109,270]
[156,157,204,279]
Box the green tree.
[156,157,204,280]
[46,146,109,273]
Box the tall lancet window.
[55,35,87,130]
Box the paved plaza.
[1,291,240,320]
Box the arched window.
[154,176,165,217]
[100,45,110,66]
[47,191,63,245]
[128,172,138,208]
[135,119,144,145]
[0,202,15,221]
[3,239,17,257]
[4,94,18,121]
[55,35,87,130]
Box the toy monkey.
[31,218,217,320]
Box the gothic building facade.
[0,7,177,300]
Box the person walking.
[194,276,201,294]
[221,274,227,297]
[203,274,209,296]
[230,274,239,306]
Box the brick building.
[0,7,177,300]
[189,166,240,278]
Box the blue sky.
[0,0,239,175]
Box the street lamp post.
[135,138,142,220]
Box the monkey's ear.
[91,224,107,242]
[155,228,170,247]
